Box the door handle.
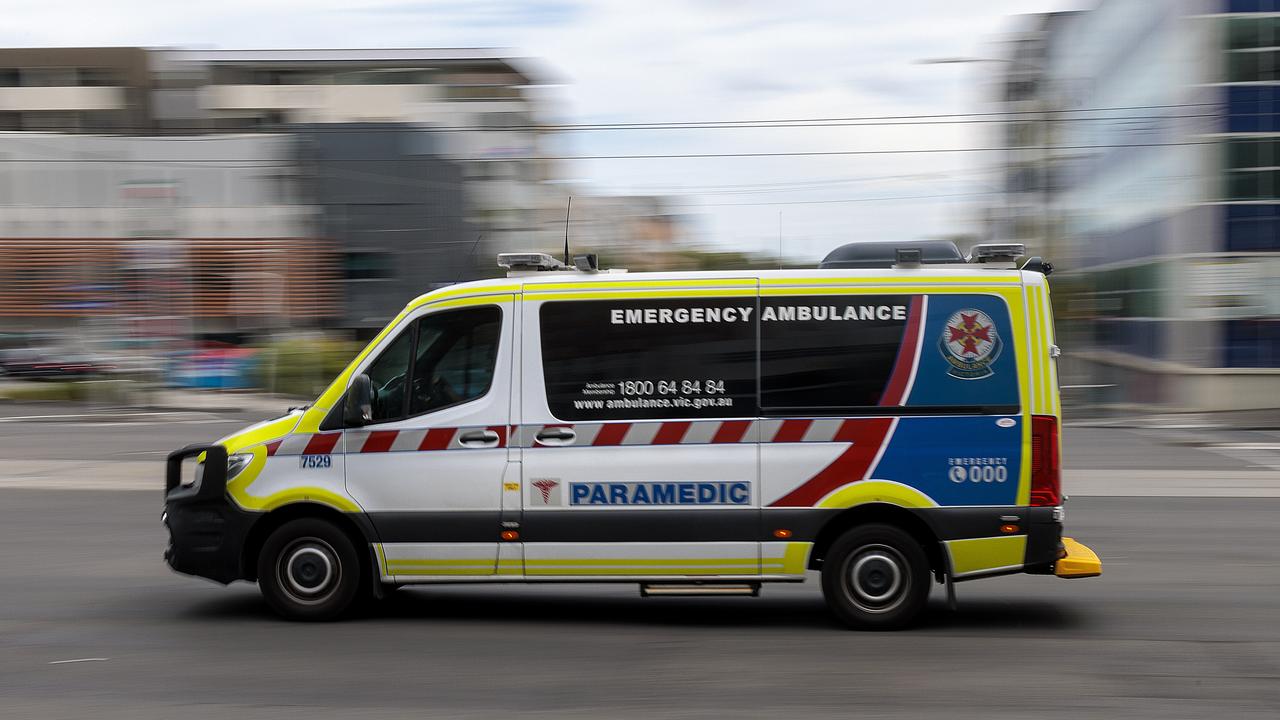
[534,427,576,446]
[457,429,500,448]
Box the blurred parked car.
[0,345,117,379]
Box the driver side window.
[363,305,502,424]
[365,329,412,423]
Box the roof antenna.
[777,211,783,269]
[452,234,484,285]
[563,195,573,267]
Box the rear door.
[517,283,764,578]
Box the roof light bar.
[968,243,1026,263]
[497,252,569,272]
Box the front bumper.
[163,444,254,585]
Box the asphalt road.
[2,495,1279,718]
[2,404,1279,718]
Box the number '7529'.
[299,455,332,469]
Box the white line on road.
[40,420,234,428]
[49,658,109,665]
[0,412,215,423]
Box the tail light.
[1030,414,1061,507]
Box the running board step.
[640,583,760,597]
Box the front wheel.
[257,518,362,621]
[820,524,931,630]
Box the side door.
[517,289,764,578]
[344,296,517,580]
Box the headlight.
[226,453,253,480]
[184,452,250,488]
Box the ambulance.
[163,241,1101,629]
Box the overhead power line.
[0,139,1231,164]
[0,101,1227,135]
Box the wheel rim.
[843,543,909,614]
[276,537,341,606]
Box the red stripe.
[265,440,283,456]
[879,295,924,406]
[772,419,812,443]
[419,428,457,451]
[360,430,398,453]
[652,421,691,445]
[833,418,867,442]
[770,417,895,507]
[487,425,508,448]
[711,420,751,444]
[593,423,630,446]
[302,432,341,455]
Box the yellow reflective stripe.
[760,286,1024,298]
[526,558,761,566]
[760,276,1021,285]
[1028,285,1045,414]
[387,559,499,567]
[406,283,520,309]
[946,536,1027,576]
[218,414,301,455]
[223,444,362,513]
[781,542,812,574]
[253,488,362,513]
[1042,286,1060,416]
[387,558,767,567]
[531,278,757,291]
[524,569,762,576]
[817,480,937,509]
[1040,285,1051,413]
[389,566,494,571]
[525,288,756,301]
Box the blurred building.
[993,1,1280,412]
[0,46,566,336]
[0,132,335,336]
[987,11,1080,264]
[0,47,156,132]
[151,49,561,257]
[291,123,473,331]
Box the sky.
[0,0,1073,261]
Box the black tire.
[257,518,362,621]
[820,523,931,630]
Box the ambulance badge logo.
[531,478,561,505]
[939,309,1001,380]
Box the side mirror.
[343,374,373,427]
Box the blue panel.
[871,416,1022,507]
[1225,204,1280,251]
[1096,319,1166,359]
[1227,85,1280,134]
[905,294,1020,409]
[1227,0,1267,13]
[1224,320,1280,368]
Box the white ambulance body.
[164,243,1100,629]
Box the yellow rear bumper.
[1055,537,1102,578]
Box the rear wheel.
[257,518,361,621]
[820,524,931,630]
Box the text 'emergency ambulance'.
[609,304,908,325]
